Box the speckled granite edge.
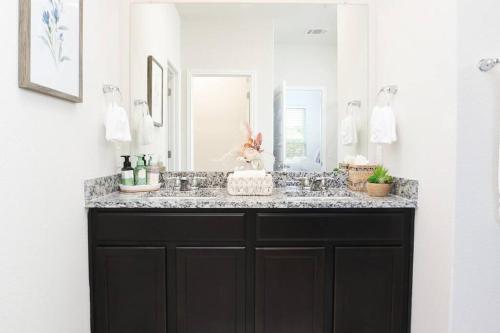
[392,177,419,201]
[84,174,121,201]
[87,195,417,209]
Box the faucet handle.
[164,176,181,188]
[297,177,311,190]
[192,176,207,189]
[179,177,191,191]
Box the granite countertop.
[85,187,417,209]
[84,172,418,209]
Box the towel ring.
[478,58,500,72]
[377,85,398,106]
[346,100,362,115]
[103,84,122,104]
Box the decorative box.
[227,172,273,196]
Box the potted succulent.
[366,166,394,197]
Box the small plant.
[367,166,393,184]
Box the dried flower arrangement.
[237,124,264,169]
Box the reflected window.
[285,107,306,159]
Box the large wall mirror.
[128,3,369,172]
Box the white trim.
[285,86,328,171]
[186,70,258,171]
[166,61,180,171]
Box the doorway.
[274,85,327,171]
[187,71,256,171]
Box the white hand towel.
[105,105,131,143]
[340,114,358,145]
[370,106,397,144]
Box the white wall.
[337,4,369,163]
[451,1,500,332]
[129,4,181,166]
[374,1,458,333]
[0,1,122,332]
[274,43,338,169]
[181,17,274,169]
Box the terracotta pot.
[366,183,392,197]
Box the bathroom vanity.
[86,178,417,333]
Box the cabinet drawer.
[256,213,406,242]
[94,212,246,242]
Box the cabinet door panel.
[334,247,404,333]
[176,247,246,333]
[255,248,325,333]
[94,247,166,333]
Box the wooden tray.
[119,184,161,193]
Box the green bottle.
[134,156,147,185]
[120,155,134,186]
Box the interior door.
[166,65,177,170]
[190,75,251,171]
[284,88,324,172]
[273,81,287,170]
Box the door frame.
[167,61,180,171]
[186,70,257,170]
[284,86,328,171]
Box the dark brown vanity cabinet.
[333,247,406,333]
[93,247,167,333]
[89,209,414,333]
[176,247,246,333]
[255,248,325,333]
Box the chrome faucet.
[174,176,206,191]
[179,177,191,191]
[297,177,333,191]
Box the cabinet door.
[176,247,246,333]
[94,247,166,333]
[333,247,405,333]
[255,248,325,333]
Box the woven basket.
[347,164,377,192]
[338,163,350,171]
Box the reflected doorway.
[274,85,326,171]
[187,72,255,171]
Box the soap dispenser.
[146,155,160,185]
[120,155,134,186]
[134,156,147,185]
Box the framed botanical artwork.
[19,0,83,103]
[148,56,164,127]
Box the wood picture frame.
[148,55,164,127]
[19,0,83,103]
